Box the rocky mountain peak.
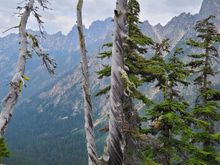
[165,12,194,27]
[154,23,163,30]
[140,20,161,41]
[88,17,112,29]
[199,0,220,21]
[154,12,195,48]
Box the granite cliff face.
[155,12,196,48]
[199,0,220,19]
[1,0,220,164]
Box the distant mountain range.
[1,0,220,164]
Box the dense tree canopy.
[187,15,220,164]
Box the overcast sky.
[0,0,203,36]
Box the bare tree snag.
[107,0,127,165]
[0,0,56,135]
[76,0,98,165]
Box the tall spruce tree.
[122,1,155,164]
[142,42,194,165]
[97,0,154,124]
[97,0,153,102]
[187,15,220,164]
[124,0,153,103]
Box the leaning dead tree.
[76,0,98,165]
[107,0,127,164]
[0,0,56,135]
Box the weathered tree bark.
[0,0,56,135]
[0,0,35,134]
[123,96,161,165]
[76,0,98,165]
[203,49,215,148]
[123,97,141,165]
[108,0,127,164]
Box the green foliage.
[98,42,112,59]
[27,33,57,75]
[142,41,195,164]
[127,0,153,47]
[0,138,10,163]
[96,4,220,165]
[96,0,154,100]
[95,85,110,97]
[96,2,158,162]
[98,51,112,59]
[141,149,161,165]
[131,88,153,106]
[187,15,220,164]
[97,65,111,79]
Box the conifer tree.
[142,42,193,165]
[97,0,154,125]
[97,0,153,102]
[97,0,154,164]
[187,15,220,164]
[124,0,153,102]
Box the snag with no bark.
[107,0,127,165]
[0,0,56,135]
[76,0,98,165]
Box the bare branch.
[27,33,56,75]
[0,0,55,135]
[2,26,19,34]
[37,0,49,9]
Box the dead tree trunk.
[108,0,127,164]
[76,0,98,165]
[0,0,35,134]
[0,0,56,135]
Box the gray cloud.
[0,0,203,36]
[139,0,203,25]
